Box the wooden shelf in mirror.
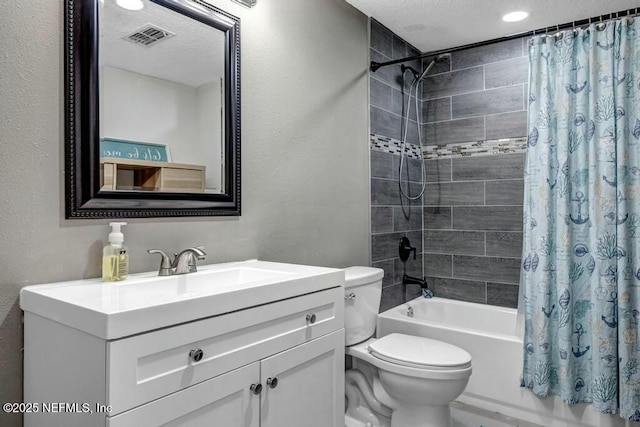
[101,158,206,193]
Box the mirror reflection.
[99,0,226,193]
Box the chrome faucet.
[147,247,207,276]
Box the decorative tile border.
[423,137,527,159]
[370,134,527,160]
[369,134,422,160]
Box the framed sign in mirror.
[65,0,240,218]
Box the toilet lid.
[368,333,472,369]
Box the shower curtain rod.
[370,7,640,72]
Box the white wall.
[101,66,223,190]
[0,1,369,425]
[101,65,198,153]
[197,79,223,191]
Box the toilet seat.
[346,337,472,381]
[368,333,472,370]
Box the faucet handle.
[193,246,206,258]
[147,249,173,276]
[174,247,206,259]
[398,237,417,262]
[186,247,206,273]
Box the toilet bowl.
[344,267,472,427]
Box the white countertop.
[20,259,344,340]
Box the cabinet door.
[107,362,260,427]
[260,330,345,427]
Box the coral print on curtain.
[521,17,640,420]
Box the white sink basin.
[146,265,295,293]
[185,266,292,287]
[20,259,344,339]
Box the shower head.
[416,53,451,81]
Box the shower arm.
[371,53,448,74]
[371,54,429,73]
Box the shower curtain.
[521,18,640,420]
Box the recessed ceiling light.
[115,0,144,11]
[502,11,529,22]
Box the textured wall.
[0,1,369,425]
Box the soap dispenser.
[102,222,129,282]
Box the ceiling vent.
[123,24,175,47]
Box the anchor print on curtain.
[521,17,640,420]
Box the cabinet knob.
[189,348,204,363]
[250,383,263,395]
[267,377,278,389]
[306,313,317,324]
[344,292,356,300]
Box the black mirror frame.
[65,0,241,218]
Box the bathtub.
[377,297,631,427]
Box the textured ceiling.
[100,0,225,87]
[345,0,640,52]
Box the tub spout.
[402,274,427,287]
[402,275,433,298]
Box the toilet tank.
[344,266,384,346]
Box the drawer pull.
[345,292,356,300]
[250,383,263,395]
[306,313,317,324]
[267,377,278,389]
[189,348,204,363]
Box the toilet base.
[390,404,451,427]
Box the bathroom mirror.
[65,0,240,218]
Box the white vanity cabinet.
[107,331,344,427]
[21,260,345,427]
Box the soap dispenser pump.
[102,222,129,282]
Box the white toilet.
[344,266,472,427]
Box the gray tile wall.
[370,20,424,312]
[421,38,529,146]
[369,21,529,310]
[371,151,424,312]
[423,154,524,308]
[370,19,423,147]
[418,37,529,308]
